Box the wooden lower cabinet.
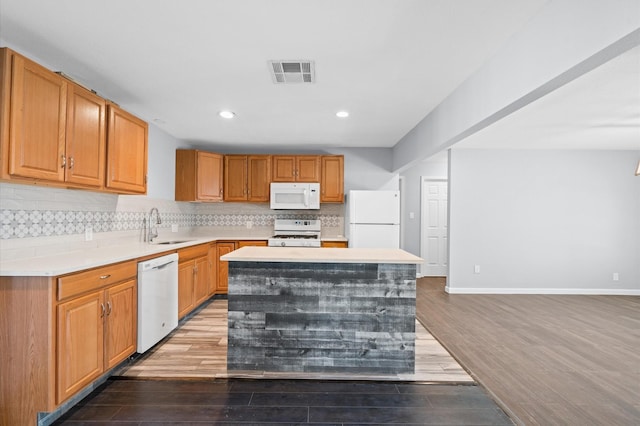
[216,240,267,294]
[56,290,104,404]
[237,240,268,248]
[178,244,211,319]
[56,264,136,405]
[216,241,236,294]
[321,241,348,248]
[178,260,195,318]
[208,243,218,297]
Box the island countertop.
[220,246,423,264]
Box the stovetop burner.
[271,234,318,239]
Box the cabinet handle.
[106,301,112,316]
[68,156,74,170]
[61,155,66,169]
[100,303,105,318]
[100,274,111,280]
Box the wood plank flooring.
[117,297,473,383]
[53,378,511,425]
[416,277,640,426]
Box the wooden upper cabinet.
[1,48,146,194]
[296,156,321,182]
[272,155,320,182]
[175,149,223,201]
[105,103,148,194]
[320,155,344,203]
[247,155,271,201]
[65,83,106,188]
[224,155,247,201]
[5,50,67,181]
[224,155,271,202]
[271,156,295,181]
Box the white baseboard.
[444,285,640,296]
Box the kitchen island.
[221,247,422,375]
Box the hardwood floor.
[118,298,473,383]
[53,378,511,425]
[416,277,640,426]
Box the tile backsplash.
[0,183,343,240]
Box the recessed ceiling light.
[219,110,235,119]
[336,111,349,118]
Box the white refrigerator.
[346,190,400,248]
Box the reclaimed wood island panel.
[221,247,422,375]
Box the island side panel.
[227,261,416,374]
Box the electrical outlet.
[613,272,619,281]
[474,265,480,274]
[246,221,253,229]
[85,226,93,241]
[171,224,179,232]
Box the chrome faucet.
[147,207,162,242]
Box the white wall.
[448,149,640,294]
[327,148,399,192]
[146,124,191,200]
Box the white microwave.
[270,182,320,210]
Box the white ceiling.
[1,0,553,150]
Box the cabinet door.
[65,83,106,187]
[8,53,67,181]
[106,104,148,193]
[321,241,348,248]
[197,151,223,201]
[296,156,321,182]
[247,155,271,202]
[104,279,136,369]
[271,156,296,182]
[178,260,195,319]
[237,240,268,248]
[207,244,218,297]
[216,242,236,294]
[320,155,344,202]
[57,290,104,404]
[224,155,247,201]
[193,256,210,306]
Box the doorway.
[420,178,448,276]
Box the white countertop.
[0,227,349,277]
[220,246,423,264]
[0,237,212,277]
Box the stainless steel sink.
[153,240,193,245]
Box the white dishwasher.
[137,253,179,353]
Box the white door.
[420,179,448,276]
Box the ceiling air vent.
[269,60,315,84]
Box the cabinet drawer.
[57,261,137,301]
[179,244,209,262]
